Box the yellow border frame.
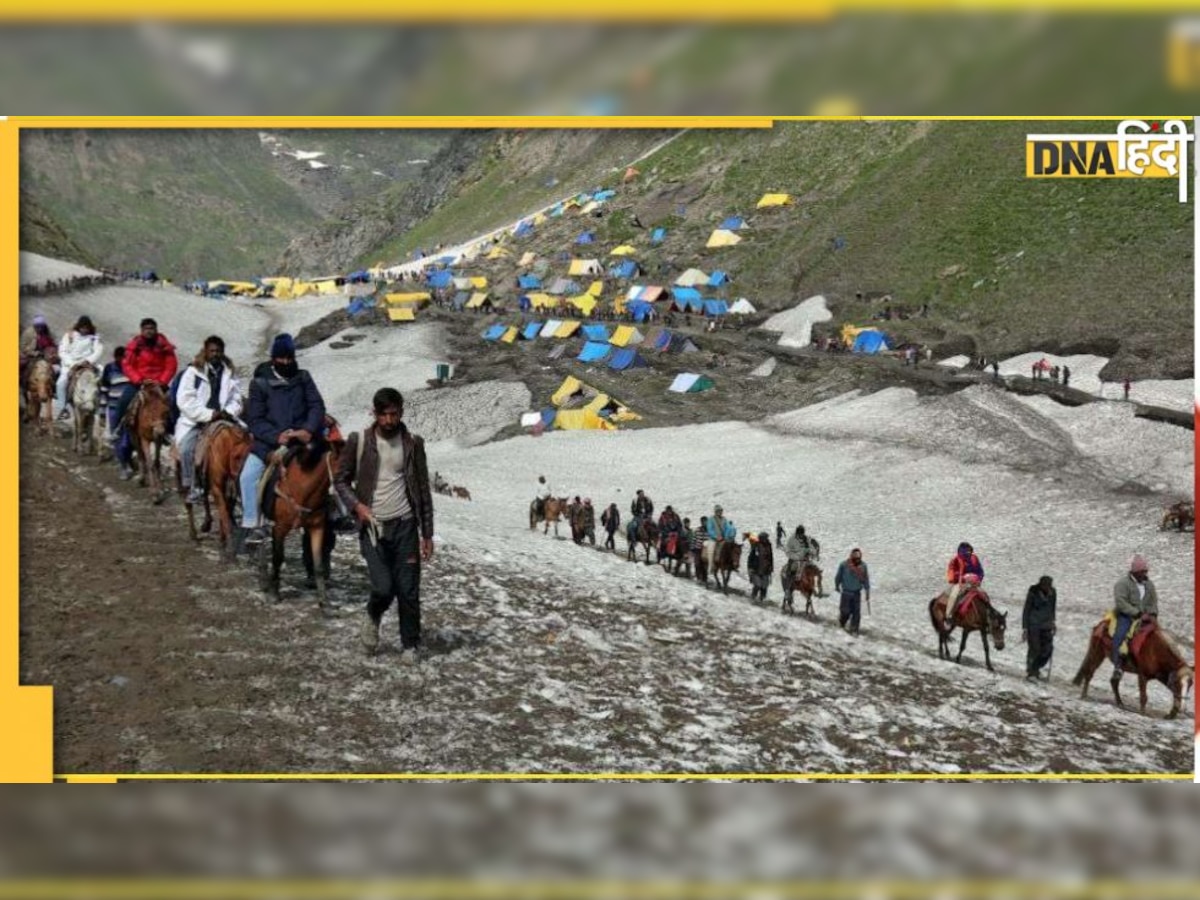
[4,115,1195,783]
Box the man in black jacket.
[1022,575,1057,681]
[334,387,435,663]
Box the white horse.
[69,365,100,455]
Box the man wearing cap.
[1111,555,1158,677]
[239,333,326,547]
[1022,575,1057,681]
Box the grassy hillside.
[404,120,1189,377]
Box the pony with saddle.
[530,496,568,536]
[66,362,100,455]
[626,516,659,564]
[255,416,345,611]
[658,529,688,576]
[781,563,822,617]
[23,358,55,435]
[125,381,172,504]
[701,538,743,593]
[1072,614,1194,719]
[191,419,250,553]
[929,582,1007,671]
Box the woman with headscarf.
[55,315,104,418]
[20,314,59,388]
[944,541,985,625]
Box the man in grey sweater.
[1111,554,1158,678]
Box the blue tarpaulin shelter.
[578,342,612,363]
[482,324,507,341]
[650,228,666,244]
[522,322,543,340]
[518,274,542,289]
[514,220,534,237]
[576,231,595,244]
[608,348,648,370]
[719,216,744,231]
[852,330,892,354]
[628,301,654,322]
[582,324,611,342]
[610,260,637,279]
[427,270,453,289]
[672,286,702,302]
[703,300,729,316]
[708,271,730,286]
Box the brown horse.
[625,516,658,564]
[658,530,687,576]
[23,358,55,435]
[1072,618,1194,719]
[452,485,472,501]
[781,563,821,617]
[1160,501,1195,532]
[68,363,100,455]
[929,587,1007,671]
[258,423,345,612]
[702,539,743,593]
[196,421,252,558]
[128,382,172,504]
[530,496,568,536]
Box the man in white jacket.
[174,335,243,503]
[56,315,104,419]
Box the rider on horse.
[630,489,654,525]
[111,318,179,446]
[55,315,104,420]
[174,335,243,504]
[657,505,682,559]
[534,475,552,520]
[239,333,327,547]
[1110,554,1159,680]
[20,315,59,388]
[783,525,825,601]
[944,541,984,626]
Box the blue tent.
[594,189,616,202]
[653,330,672,351]
[628,301,654,322]
[522,322,543,340]
[674,297,703,312]
[610,260,637,279]
[708,271,730,286]
[518,274,542,289]
[672,286,702,302]
[576,231,595,244]
[437,255,456,265]
[347,270,371,283]
[540,408,557,427]
[608,348,648,371]
[852,330,893,354]
[347,299,365,315]
[514,220,534,237]
[578,342,612,363]
[582,324,610,342]
[427,270,453,289]
[650,228,666,244]
[549,203,564,217]
[703,300,729,316]
[719,216,744,231]
[482,324,507,341]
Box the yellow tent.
[568,295,597,316]
[584,393,641,423]
[316,280,341,295]
[469,276,488,289]
[757,193,792,208]
[388,307,416,322]
[527,293,558,309]
[555,320,581,338]
[519,251,537,267]
[486,247,511,260]
[272,282,295,300]
[552,375,585,407]
[386,292,431,305]
[610,325,641,347]
[841,324,876,347]
[706,229,742,248]
[554,409,616,431]
[610,245,637,256]
[578,201,600,215]
[466,292,490,309]
[532,213,548,226]
[291,281,317,298]
[569,259,602,277]
[500,326,519,344]
[586,280,604,297]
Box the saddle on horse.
[946,587,984,624]
[1096,611,1157,665]
[65,361,96,399]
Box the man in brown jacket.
[334,387,435,662]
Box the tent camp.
[703,300,729,316]
[628,302,654,322]
[610,260,638,280]
[757,193,792,208]
[582,324,611,342]
[706,229,742,248]
[547,277,579,296]
[568,259,603,277]
[500,326,519,344]
[668,373,715,393]
[518,274,542,290]
[709,271,731,287]
[626,285,665,303]
[568,294,598,316]
[387,307,416,322]
[578,341,612,363]
[386,292,431,307]
[427,270,453,289]
[729,298,756,315]
[465,292,492,310]
[555,320,582,338]
[610,325,644,347]
[525,293,558,310]
[587,280,604,297]
[513,220,534,238]
[671,286,702,303]
[608,348,648,371]
[851,329,893,354]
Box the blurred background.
[0,15,1198,115]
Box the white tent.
[540,320,563,338]
[520,412,543,428]
[669,373,702,393]
[729,298,757,315]
[674,268,709,287]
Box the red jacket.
[947,552,984,584]
[122,335,178,386]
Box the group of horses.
[24,359,345,613]
[530,493,1192,721]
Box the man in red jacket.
[110,317,179,435]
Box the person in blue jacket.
[239,333,326,546]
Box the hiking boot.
[57,408,71,421]
[398,646,421,666]
[361,616,380,656]
[118,464,134,481]
[186,486,205,504]
[241,525,268,547]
